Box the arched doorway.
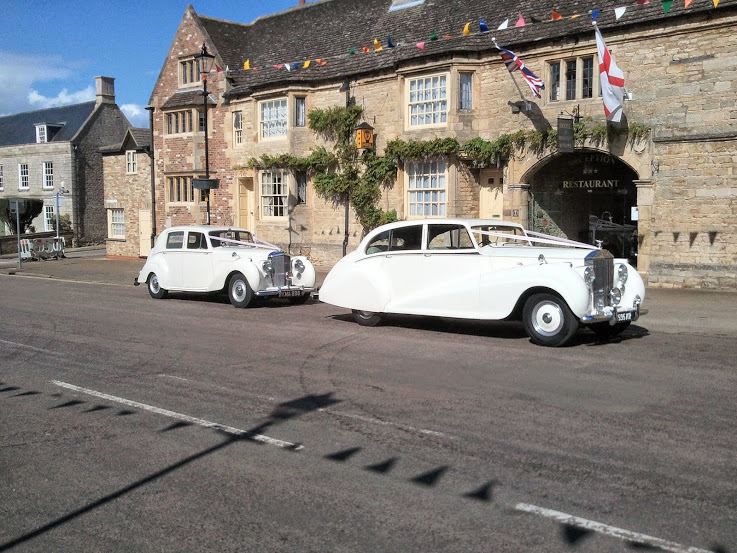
[523,150,639,264]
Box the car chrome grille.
[587,251,614,307]
[269,252,291,287]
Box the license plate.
[279,290,301,298]
[616,311,633,322]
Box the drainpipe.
[145,106,157,247]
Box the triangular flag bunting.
[373,38,383,52]
[361,46,371,53]
[242,59,251,71]
[387,35,395,48]
[284,63,292,72]
[591,8,601,20]
[302,60,311,69]
[712,0,719,6]
[291,62,301,71]
[416,41,426,49]
[315,58,327,66]
[497,18,509,30]
[430,31,439,41]
[684,0,693,7]
[272,63,284,69]
[570,13,582,19]
[551,10,563,20]
[662,0,673,11]
[480,18,490,32]
[615,6,627,19]
[348,48,356,55]
[463,22,471,36]
[515,14,526,27]
[636,0,650,4]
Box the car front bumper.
[255,285,314,298]
[581,306,648,324]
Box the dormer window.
[36,125,47,143]
[179,58,201,87]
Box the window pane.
[295,97,306,127]
[459,73,472,110]
[566,60,577,101]
[550,62,560,102]
[390,226,422,251]
[582,57,594,99]
[408,74,449,127]
[166,232,184,249]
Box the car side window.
[427,224,474,250]
[187,232,207,250]
[366,230,390,255]
[389,225,423,251]
[166,232,184,249]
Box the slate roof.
[0,101,96,147]
[100,127,151,154]
[192,0,737,99]
[161,90,217,109]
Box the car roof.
[163,225,252,233]
[367,218,523,232]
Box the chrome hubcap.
[532,301,564,337]
[358,311,374,319]
[232,280,247,302]
[150,275,159,293]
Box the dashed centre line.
[51,380,302,451]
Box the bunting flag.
[479,18,490,32]
[713,0,719,6]
[242,59,251,70]
[291,62,301,70]
[215,64,224,72]
[284,63,292,72]
[595,23,626,122]
[303,60,311,68]
[570,14,582,18]
[662,0,674,11]
[497,18,509,30]
[515,14,526,27]
[430,31,439,41]
[315,58,328,65]
[272,63,284,69]
[551,10,563,20]
[387,36,395,48]
[637,0,650,4]
[361,46,371,53]
[684,0,693,7]
[348,48,356,55]
[496,43,545,98]
[416,41,426,49]
[463,22,471,36]
[615,6,627,19]
[591,8,601,20]
[373,38,383,52]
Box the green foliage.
[245,147,338,173]
[384,137,460,161]
[0,198,43,234]
[628,121,651,144]
[308,104,364,144]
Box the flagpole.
[492,37,527,102]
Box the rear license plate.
[616,311,633,322]
[279,290,302,298]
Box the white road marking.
[0,273,130,288]
[514,503,716,553]
[51,380,302,451]
[0,338,58,355]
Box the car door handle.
[424,253,432,257]
[385,254,392,258]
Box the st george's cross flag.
[497,46,545,98]
[594,24,626,122]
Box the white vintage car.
[135,226,315,307]
[319,219,646,346]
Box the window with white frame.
[233,111,243,144]
[165,110,194,134]
[295,97,306,128]
[548,55,598,102]
[44,205,55,231]
[108,208,125,239]
[408,73,448,127]
[166,176,195,204]
[42,161,54,189]
[406,159,447,217]
[260,170,287,217]
[179,58,201,86]
[126,150,137,174]
[0,165,4,190]
[36,125,47,143]
[18,163,29,190]
[296,171,307,204]
[259,98,288,139]
[459,72,473,111]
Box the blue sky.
[1,1,303,126]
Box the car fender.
[480,263,591,319]
[217,261,261,292]
[614,260,645,309]
[320,255,390,312]
[292,256,316,289]
[138,254,174,289]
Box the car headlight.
[617,264,628,285]
[633,294,642,308]
[583,266,595,287]
[610,287,622,305]
[294,259,305,274]
[262,260,273,273]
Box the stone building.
[149,0,737,287]
[0,76,130,243]
[101,128,153,257]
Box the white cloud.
[0,51,79,114]
[121,103,149,127]
[28,85,95,109]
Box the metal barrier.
[18,237,66,261]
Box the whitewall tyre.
[352,310,383,327]
[522,293,578,347]
[147,273,168,299]
[228,273,253,308]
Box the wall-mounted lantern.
[355,121,375,151]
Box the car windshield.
[471,225,530,247]
[209,230,254,247]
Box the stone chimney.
[95,76,116,105]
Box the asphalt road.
[1,274,736,552]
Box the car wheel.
[147,273,168,299]
[228,273,253,308]
[522,293,579,347]
[288,293,310,305]
[590,321,631,339]
[352,309,383,327]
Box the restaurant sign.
[561,179,619,190]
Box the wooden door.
[138,209,151,257]
[238,177,255,229]
[479,170,504,220]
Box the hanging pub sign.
[192,178,220,190]
[557,117,574,153]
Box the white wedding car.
[319,219,646,346]
[135,226,315,307]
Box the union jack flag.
[497,46,545,98]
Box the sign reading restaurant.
[561,179,620,189]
